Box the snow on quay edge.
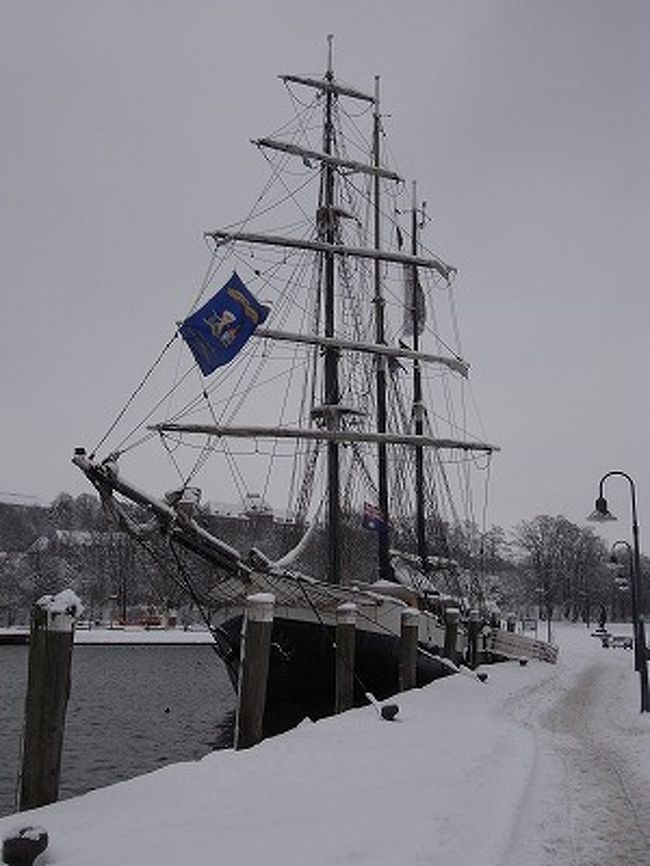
[1,624,649,866]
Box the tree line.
[0,492,643,627]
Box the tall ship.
[73,39,499,735]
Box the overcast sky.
[1,0,648,544]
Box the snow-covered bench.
[600,634,633,650]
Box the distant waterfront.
[0,644,235,817]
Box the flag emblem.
[179,272,270,375]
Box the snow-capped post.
[335,603,357,713]
[20,590,82,811]
[466,609,481,669]
[235,593,274,749]
[399,607,419,691]
[443,607,460,662]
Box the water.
[0,644,235,817]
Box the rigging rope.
[91,332,179,460]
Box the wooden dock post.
[399,607,419,691]
[466,609,480,669]
[20,591,80,811]
[443,607,460,662]
[335,602,357,713]
[235,593,274,750]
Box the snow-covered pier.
[0,626,215,647]
[1,624,648,866]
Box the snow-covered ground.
[0,626,214,644]
[1,623,648,866]
[73,626,214,645]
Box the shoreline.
[0,627,215,646]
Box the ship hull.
[220,613,454,736]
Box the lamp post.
[588,470,649,712]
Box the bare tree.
[513,515,608,624]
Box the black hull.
[221,614,453,737]
[0,632,29,645]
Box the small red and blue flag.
[363,502,386,533]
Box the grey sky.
[1,0,648,544]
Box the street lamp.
[588,495,618,522]
[588,470,649,712]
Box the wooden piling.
[443,607,460,662]
[399,607,419,691]
[335,603,357,713]
[235,593,274,750]
[466,609,480,669]
[20,592,79,811]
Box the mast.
[323,35,341,585]
[372,75,392,581]
[411,182,428,571]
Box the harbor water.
[0,644,235,817]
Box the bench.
[600,634,633,650]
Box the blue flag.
[179,273,270,375]
[363,501,387,534]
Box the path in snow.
[501,643,650,866]
[1,624,647,866]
